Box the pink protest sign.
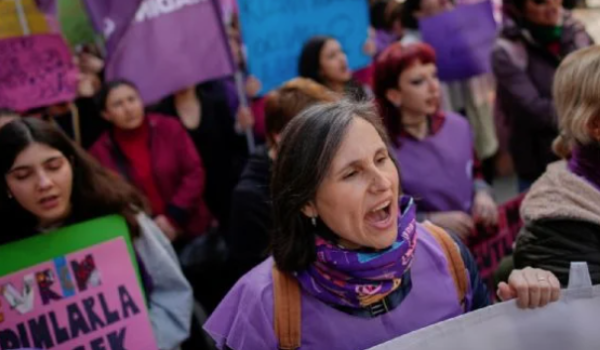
[0,238,158,350]
[0,33,78,112]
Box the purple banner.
[419,1,497,82]
[85,0,234,104]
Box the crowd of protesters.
[0,0,598,349]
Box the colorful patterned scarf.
[296,196,418,309]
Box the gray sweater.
[135,213,193,350]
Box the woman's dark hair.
[298,36,333,85]
[371,0,392,30]
[371,0,403,31]
[271,100,396,272]
[0,118,147,245]
[374,42,436,144]
[401,0,422,30]
[97,79,139,112]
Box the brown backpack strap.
[423,222,468,310]
[273,266,301,350]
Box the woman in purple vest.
[204,100,560,350]
[374,42,498,239]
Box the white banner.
[370,263,600,350]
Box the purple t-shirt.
[204,224,468,350]
[394,112,475,213]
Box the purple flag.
[85,0,234,104]
[82,0,142,56]
[419,1,497,82]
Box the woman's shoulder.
[440,112,472,135]
[147,113,182,128]
[214,257,275,307]
[442,111,469,125]
[204,258,278,350]
[88,131,113,157]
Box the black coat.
[152,81,248,229]
[226,146,272,278]
[515,219,600,286]
[514,161,600,286]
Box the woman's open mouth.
[365,200,394,230]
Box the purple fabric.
[204,224,466,350]
[296,196,417,309]
[86,0,234,104]
[568,144,600,192]
[375,30,398,56]
[394,112,474,213]
[222,77,240,115]
[420,1,497,81]
[82,0,142,55]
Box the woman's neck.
[175,88,202,130]
[400,110,428,140]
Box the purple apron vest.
[204,224,466,350]
[394,112,474,213]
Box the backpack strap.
[423,222,469,311]
[273,266,301,350]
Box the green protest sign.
[0,215,158,349]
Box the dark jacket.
[152,81,248,230]
[226,146,273,278]
[492,13,593,181]
[90,114,212,237]
[514,161,600,286]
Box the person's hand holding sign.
[498,267,561,309]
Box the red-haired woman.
[374,42,497,239]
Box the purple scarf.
[296,196,418,309]
[568,144,600,192]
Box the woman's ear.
[301,201,318,219]
[385,88,403,108]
